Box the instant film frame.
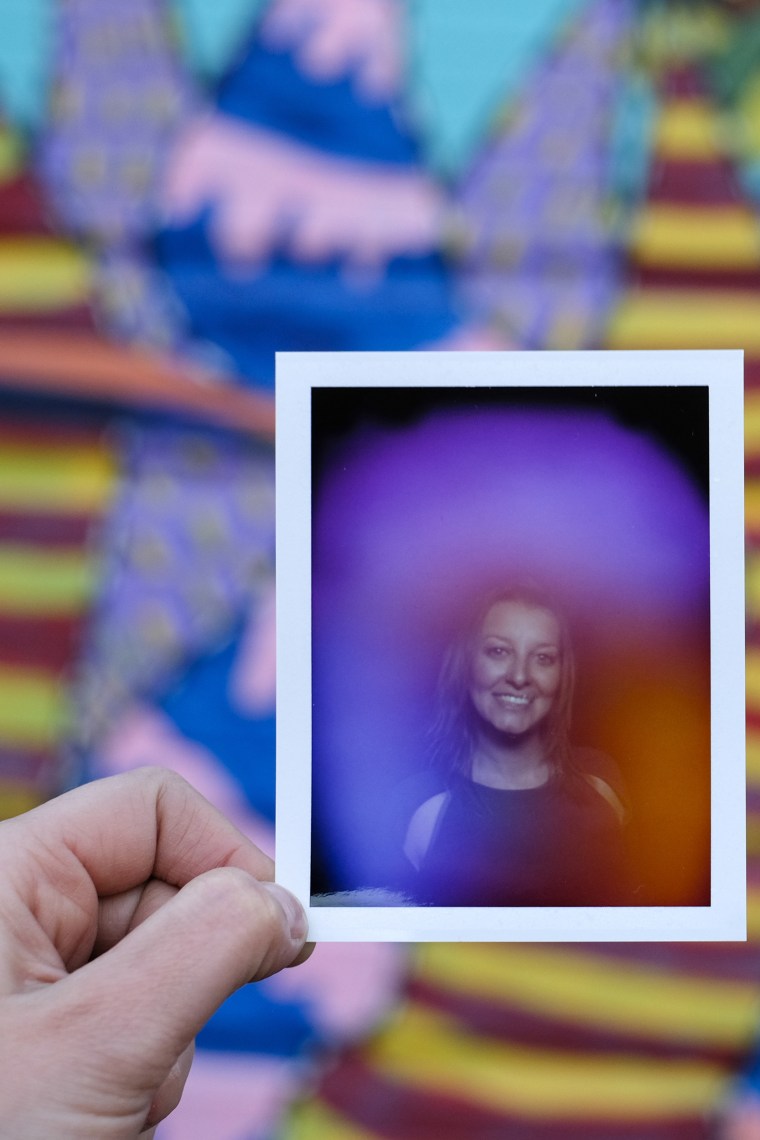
[276,350,745,941]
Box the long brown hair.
[427,584,576,781]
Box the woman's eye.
[536,653,557,666]
[485,645,506,658]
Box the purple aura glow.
[311,408,709,895]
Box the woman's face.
[468,600,562,737]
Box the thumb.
[61,869,307,1082]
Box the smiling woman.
[403,584,633,907]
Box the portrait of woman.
[402,584,633,907]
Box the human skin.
[0,766,309,1139]
[469,600,561,738]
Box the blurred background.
[1,0,760,1136]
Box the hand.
[0,766,309,1138]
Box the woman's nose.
[505,654,528,686]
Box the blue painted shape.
[0,0,53,129]
[196,974,317,1055]
[155,219,458,388]
[409,0,591,176]
[155,20,461,387]
[173,0,267,79]
[160,632,277,821]
[607,71,657,207]
[739,158,760,206]
[218,40,418,164]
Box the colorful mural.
[2,1,760,1137]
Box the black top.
[412,771,629,907]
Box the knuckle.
[136,765,189,793]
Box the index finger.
[4,766,274,897]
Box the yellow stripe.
[654,99,724,161]
[0,666,69,748]
[745,395,760,458]
[0,445,116,512]
[287,1102,378,1140]
[368,1005,729,1119]
[0,128,24,183]
[0,780,43,821]
[639,8,729,74]
[0,240,92,311]
[748,813,760,856]
[631,206,760,269]
[0,547,98,614]
[747,482,760,533]
[416,943,760,1048]
[607,291,760,350]
[747,730,760,784]
[749,886,760,940]
[738,72,760,162]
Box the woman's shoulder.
[567,746,629,826]
[403,790,451,871]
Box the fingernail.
[262,881,308,942]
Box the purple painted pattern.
[40,0,196,241]
[455,0,634,348]
[73,423,275,748]
[38,0,198,347]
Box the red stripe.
[646,159,744,206]
[0,745,56,786]
[0,173,53,234]
[406,980,749,1065]
[0,510,92,546]
[0,306,95,330]
[630,265,760,290]
[744,359,760,388]
[0,417,109,449]
[319,1055,709,1140]
[661,67,706,100]
[579,941,760,983]
[0,614,83,671]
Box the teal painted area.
[0,0,53,131]
[409,0,591,177]
[174,0,268,79]
[739,159,760,206]
[607,71,657,207]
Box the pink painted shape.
[162,115,446,270]
[426,322,517,351]
[261,0,405,101]
[230,583,277,716]
[717,1097,760,1140]
[269,938,407,1039]
[156,1052,303,1140]
[96,701,275,856]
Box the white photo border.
[276,350,745,942]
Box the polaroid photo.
[276,350,745,942]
